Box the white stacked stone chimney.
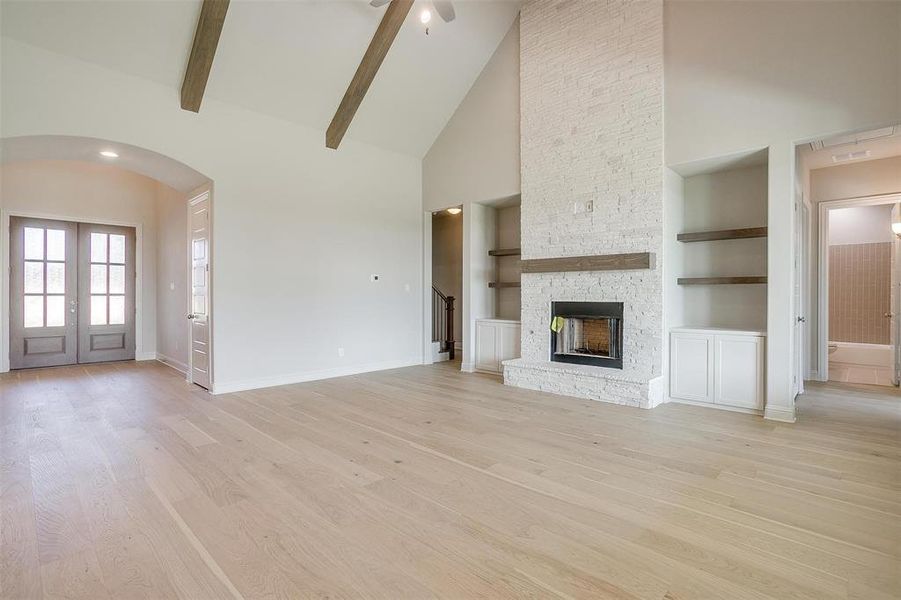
[503,0,666,407]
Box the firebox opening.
[550,302,623,369]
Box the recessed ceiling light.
[420,9,431,24]
[446,207,461,215]
[99,150,119,158]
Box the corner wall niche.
[491,204,521,319]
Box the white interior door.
[189,192,211,389]
[9,217,78,369]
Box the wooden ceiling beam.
[326,0,414,149]
[181,0,230,112]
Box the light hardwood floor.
[1,360,899,599]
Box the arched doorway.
[1,135,214,388]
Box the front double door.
[10,217,136,369]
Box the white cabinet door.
[670,332,714,403]
[714,335,764,409]
[497,324,521,364]
[475,321,499,372]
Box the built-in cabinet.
[670,327,765,411]
[475,319,521,374]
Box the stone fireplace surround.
[502,0,665,409]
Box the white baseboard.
[764,404,797,423]
[460,361,475,373]
[210,356,422,395]
[136,351,157,361]
[156,353,188,375]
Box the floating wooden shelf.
[520,252,654,273]
[678,276,767,285]
[488,281,521,288]
[677,227,767,243]
[488,248,521,257]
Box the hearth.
[550,302,623,369]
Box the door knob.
[187,314,196,320]
[885,313,894,318]
[797,316,806,323]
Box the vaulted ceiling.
[0,0,521,157]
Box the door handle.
[187,314,196,320]
[885,313,894,319]
[797,316,806,323]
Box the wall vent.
[831,149,871,163]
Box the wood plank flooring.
[1,360,899,599]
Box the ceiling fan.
[369,0,456,24]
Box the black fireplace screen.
[550,302,623,369]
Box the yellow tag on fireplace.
[551,316,565,333]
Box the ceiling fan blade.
[370,0,392,7]
[433,0,455,22]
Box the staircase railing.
[431,286,455,360]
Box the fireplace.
[550,302,623,369]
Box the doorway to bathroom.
[817,197,900,386]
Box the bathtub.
[828,341,893,368]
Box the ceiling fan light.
[420,9,431,24]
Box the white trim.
[1,209,146,373]
[764,404,797,423]
[156,352,188,375]
[422,210,434,365]
[136,351,157,361]
[645,375,666,408]
[460,361,475,373]
[210,356,423,395]
[816,193,901,384]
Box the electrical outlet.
[370,274,380,282]
[585,200,594,213]
[337,347,345,357]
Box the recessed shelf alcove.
[666,148,769,331]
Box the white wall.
[1,38,424,391]
[0,160,160,362]
[829,205,895,246]
[810,156,901,203]
[662,167,685,389]
[665,0,901,166]
[431,211,463,343]
[155,182,189,371]
[422,18,520,211]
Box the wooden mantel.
[520,252,655,273]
